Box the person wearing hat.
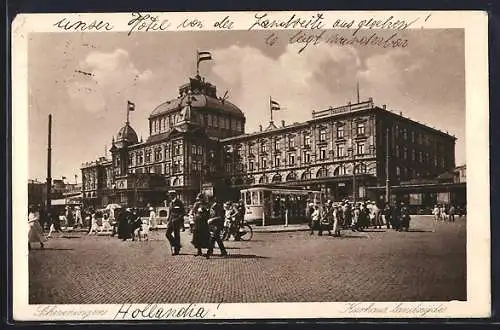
[166,190,185,255]
[191,192,211,258]
[117,207,133,240]
[399,202,411,232]
[207,196,228,257]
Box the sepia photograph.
[12,11,489,320]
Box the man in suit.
[166,190,185,255]
[207,197,228,257]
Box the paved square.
[28,216,466,304]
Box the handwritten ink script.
[113,303,220,320]
[34,305,108,320]
[343,303,447,317]
[52,12,432,53]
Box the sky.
[27,29,465,182]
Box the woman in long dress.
[28,206,46,250]
[191,193,211,258]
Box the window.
[357,143,365,155]
[274,139,280,151]
[274,156,280,167]
[411,149,416,161]
[355,163,367,174]
[411,131,415,143]
[396,166,401,177]
[356,123,365,135]
[136,151,144,165]
[337,144,345,157]
[198,146,203,155]
[319,147,327,160]
[249,144,255,156]
[288,153,295,166]
[129,153,134,166]
[164,145,171,160]
[288,135,296,148]
[319,128,327,142]
[334,165,346,176]
[336,126,344,139]
[403,128,408,140]
[418,151,423,163]
[249,161,254,171]
[174,142,182,156]
[261,158,267,169]
[173,161,180,173]
[396,146,400,158]
[154,148,162,161]
[403,147,408,160]
[192,144,197,155]
[303,152,311,164]
[164,163,170,175]
[304,134,311,147]
[145,149,152,163]
[261,141,267,153]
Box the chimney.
[383,104,386,109]
[259,124,263,132]
[399,111,403,116]
[281,120,285,127]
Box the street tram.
[240,186,323,226]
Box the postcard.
[11,10,490,321]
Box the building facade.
[81,74,457,208]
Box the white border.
[11,11,490,320]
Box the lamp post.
[348,146,356,204]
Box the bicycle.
[221,218,253,241]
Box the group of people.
[307,200,413,236]
[432,204,464,223]
[167,191,244,258]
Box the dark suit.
[207,202,227,256]
[166,198,185,254]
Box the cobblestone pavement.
[28,216,466,304]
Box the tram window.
[246,192,252,205]
[251,191,258,205]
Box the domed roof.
[150,94,244,119]
[116,122,139,144]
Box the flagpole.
[270,96,273,122]
[356,81,360,103]
[126,101,130,124]
[196,50,199,77]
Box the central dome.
[116,122,139,144]
[149,76,245,119]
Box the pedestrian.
[383,203,392,229]
[448,205,456,223]
[74,206,83,228]
[149,206,157,230]
[207,197,228,257]
[118,208,132,240]
[332,204,341,237]
[310,204,321,235]
[400,202,411,231]
[191,193,211,258]
[391,203,401,231]
[432,205,440,222]
[100,213,112,233]
[166,190,185,255]
[47,207,61,238]
[28,205,46,250]
[88,210,99,235]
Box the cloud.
[67,49,154,113]
[211,43,363,132]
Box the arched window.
[259,175,268,184]
[301,171,311,180]
[286,172,297,182]
[333,165,347,176]
[316,167,329,178]
[355,163,367,174]
[172,177,180,186]
[272,174,282,183]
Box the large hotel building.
[81,74,459,209]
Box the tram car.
[240,185,324,226]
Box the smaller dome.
[116,122,139,144]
